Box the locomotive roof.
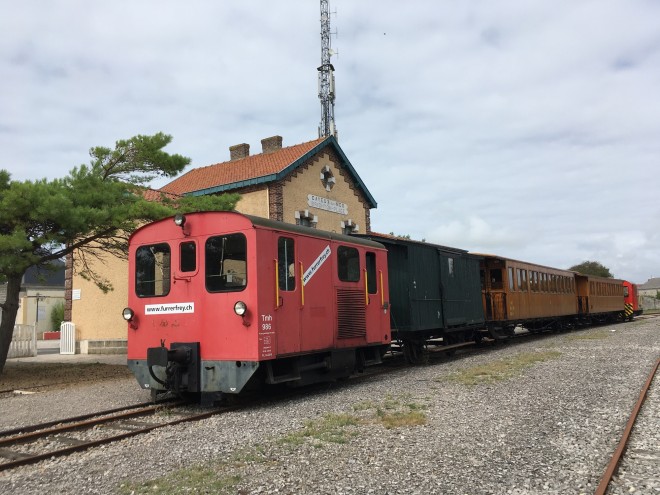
[131,211,386,250]
[243,213,386,250]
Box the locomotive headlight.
[122,307,135,321]
[234,301,247,316]
[174,214,186,227]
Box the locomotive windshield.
[135,243,171,297]
[205,234,247,292]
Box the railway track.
[0,400,236,472]
[595,357,660,494]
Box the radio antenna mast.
[318,0,337,139]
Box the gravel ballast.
[1,317,658,494]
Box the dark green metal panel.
[437,249,485,329]
[408,243,444,331]
[358,235,485,335]
[383,243,412,331]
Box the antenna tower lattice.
[318,0,337,139]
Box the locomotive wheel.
[403,341,429,365]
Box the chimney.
[261,135,283,154]
[229,143,250,161]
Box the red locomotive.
[622,280,642,319]
[124,211,391,403]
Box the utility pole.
[318,0,337,139]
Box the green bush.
[50,301,65,331]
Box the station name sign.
[308,194,348,215]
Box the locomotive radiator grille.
[336,288,367,339]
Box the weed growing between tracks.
[119,395,429,494]
[443,351,562,386]
[564,330,611,341]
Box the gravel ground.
[0,317,658,495]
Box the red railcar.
[622,280,642,319]
[124,211,391,403]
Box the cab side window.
[180,241,196,272]
[136,243,171,297]
[205,234,247,292]
[278,237,296,291]
[338,246,360,282]
[366,252,377,294]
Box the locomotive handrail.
[300,261,305,308]
[364,269,369,306]
[274,259,280,309]
[379,270,384,308]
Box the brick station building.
[68,135,377,352]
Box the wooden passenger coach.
[480,255,626,335]
[575,274,625,319]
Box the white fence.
[60,321,76,355]
[8,324,37,358]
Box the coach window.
[508,267,515,290]
[180,241,196,272]
[205,234,247,292]
[278,237,296,291]
[448,258,455,277]
[490,269,503,290]
[338,246,360,282]
[366,252,377,294]
[136,243,171,297]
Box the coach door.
[275,235,301,355]
[484,265,507,320]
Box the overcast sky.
[3,1,659,283]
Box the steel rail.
[0,404,235,472]
[0,401,185,448]
[594,357,660,495]
[0,400,177,438]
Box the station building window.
[295,210,317,228]
[341,219,359,235]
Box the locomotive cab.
[125,211,391,404]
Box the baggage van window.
[136,243,171,297]
[205,234,247,292]
[338,246,360,282]
[180,241,196,272]
[278,237,296,291]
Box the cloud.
[1,0,659,284]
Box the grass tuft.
[119,466,241,495]
[444,351,561,386]
[565,330,610,341]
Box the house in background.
[638,277,660,297]
[68,135,378,353]
[8,261,66,338]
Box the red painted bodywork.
[623,280,640,313]
[126,211,391,363]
